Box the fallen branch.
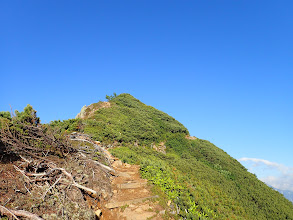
[0,205,19,220]
[13,165,31,181]
[90,159,116,174]
[0,121,76,159]
[24,182,32,195]
[19,155,32,163]
[70,138,104,152]
[42,174,62,200]
[25,168,60,177]
[0,205,44,220]
[14,162,99,197]
[72,182,99,197]
[59,168,99,197]
[30,177,54,182]
[47,166,100,198]
[70,138,112,165]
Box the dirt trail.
[100,153,164,220]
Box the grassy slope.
[83,93,189,145]
[111,137,293,219]
[50,93,293,219]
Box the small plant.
[120,204,129,212]
[105,92,117,101]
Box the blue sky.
[1,1,293,188]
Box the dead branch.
[0,121,76,159]
[24,168,60,177]
[42,175,62,200]
[14,161,100,199]
[26,162,101,198]
[90,159,116,174]
[19,155,32,163]
[24,182,32,195]
[0,205,19,220]
[54,167,99,197]
[30,177,55,182]
[70,138,104,152]
[72,182,99,197]
[70,138,112,165]
[13,165,31,181]
[0,205,44,220]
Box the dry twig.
[0,205,44,220]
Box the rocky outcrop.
[152,142,166,154]
[185,135,197,140]
[76,101,111,119]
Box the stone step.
[105,195,159,209]
[116,181,147,189]
[117,171,131,178]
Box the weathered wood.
[0,205,44,220]
[55,167,100,198]
[70,138,103,152]
[90,160,116,174]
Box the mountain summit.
[1,93,293,219]
[76,93,189,145]
[72,93,293,219]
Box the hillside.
[53,93,293,219]
[61,93,188,145]
[1,94,293,219]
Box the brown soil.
[0,150,26,207]
[100,155,164,220]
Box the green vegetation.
[82,93,188,144]
[0,105,40,128]
[0,111,11,129]
[49,118,83,133]
[1,105,37,129]
[0,111,11,120]
[14,104,40,125]
[105,92,117,101]
[0,105,74,157]
[76,93,292,219]
[110,138,293,219]
[17,93,293,219]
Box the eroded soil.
[100,155,164,220]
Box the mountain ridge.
[2,93,292,219]
[68,93,293,219]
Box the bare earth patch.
[100,154,164,220]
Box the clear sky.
[1,1,293,189]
